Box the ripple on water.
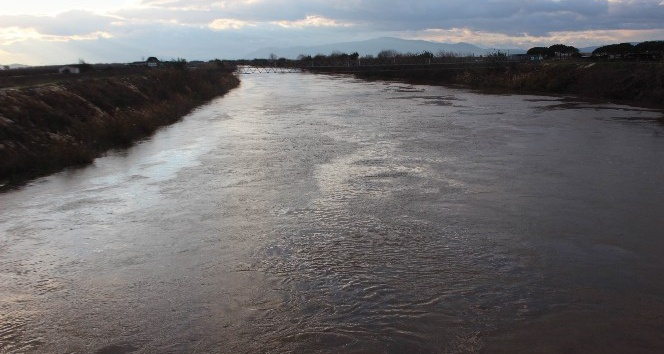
[0,314,43,353]
[254,203,534,352]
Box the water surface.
[1,73,664,353]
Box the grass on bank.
[0,66,239,188]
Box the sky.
[1,0,664,65]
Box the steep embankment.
[0,68,239,186]
[352,61,664,108]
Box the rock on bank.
[0,68,239,186]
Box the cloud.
[2,0,664,65]
[412,27,664,48]
[273,15,355,28]
[33,1,663,37]
[209,18,255,30]
[0,27,42,46]
[0,10,115,40]
[112,7,218,27]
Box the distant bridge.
[236,66,303,74]
[235,58,529,74]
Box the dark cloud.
[8,1,661,37]
[125,0,664,35]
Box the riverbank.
[0,67,239,188]
[348,61,664,109]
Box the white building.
[58,66,81,74]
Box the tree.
[313,54,327,61]
[377,49,399,58]
[168,58,187,70]
[548,44,579,58]
[417,51,434,58]
[437,50,459,58]
[634,41,664,54]
[592,43,634,56]
[330,51,350,60]
[486,50,508,62]
[76,59,94,72]
[527,47,553,57]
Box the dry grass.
[0,67,239,186]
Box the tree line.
[295,50,438,61]
[526,44,580,58]
[252,40,663,65]
[527,41,664,60]
[591,41,664,59]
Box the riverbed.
[1,73,663,353]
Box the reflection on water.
[1,73,663,353]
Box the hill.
[0,64,30,70]
[244,37,525,59]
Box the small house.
[58,66,80,74]
[146,57,160,67]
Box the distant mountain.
[578,46,600,54]
[3,64,30,69]
[243,37,525,59]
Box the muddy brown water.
[1,73,664,353]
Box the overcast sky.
[2,0,664,65]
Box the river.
[1,73,664,353]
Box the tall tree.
[377,49,399,58]
[548,44,579,58]
[592,43,634,56]
[527,47,553,57]
[634,41,664,53]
